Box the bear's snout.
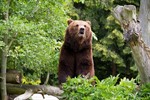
[79,28,85,34]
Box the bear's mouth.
[79,28,85,35]
[78,32,85,37]
[79,31,84,34]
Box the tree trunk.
[111,63,116,76]
[1,0,11,99]
[112,5,150,84]
[139,0,150,82]
[139,0,150,47]
[44,72,50,85]
[1,35,8,100]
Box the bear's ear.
[67,19,73,25]
[86,21,91,26]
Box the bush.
[62,75,146,100]
[137,83,150,100]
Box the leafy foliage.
[0,0,73,83]
[137,83,150,100]
[72,0,139,79]
[0,0,140,84]
[62,76,139,100]
[1,1,150,100]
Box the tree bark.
[139,0,150,47]
[6,70,22,84]
[5,83,63,99]
[1,35,8,100]
[1,0,11,99]
[112,5,150,84]
[111,63,116,76]
[44,72,50,85]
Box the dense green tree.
[72,0,140,79]
[0,0,72,99]
[0,0,144,99]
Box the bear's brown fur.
[58,19,95,84]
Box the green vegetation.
[0,0,72,83]
[1,0,150,99]
[73,0,140,79]
[62,76,150,100]
[0,0,140,85]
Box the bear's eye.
[76,24,79,27]
[84,25,86,27]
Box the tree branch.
[7,33,18,50]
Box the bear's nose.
[79,28,85,34]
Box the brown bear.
[58,19,94,84]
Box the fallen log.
[6,83,63,99]
[7,83,63,95]
[6,69,22,84]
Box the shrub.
[62,75,138,100]
[137,83,150,100]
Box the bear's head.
[66,19,92,45]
